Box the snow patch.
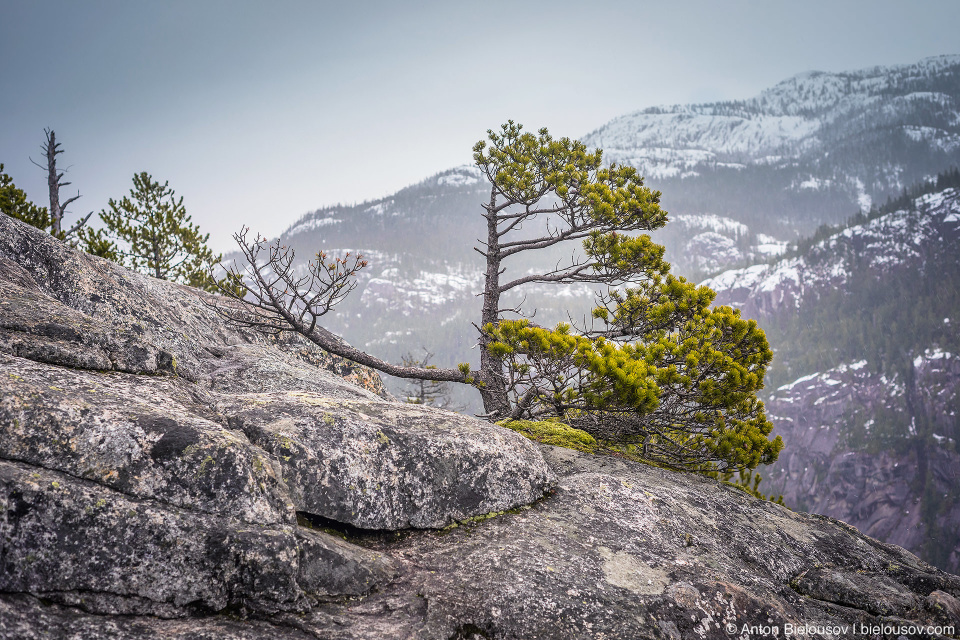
[437,166,484,187]
[754,234,789,257]
[671,213,749,236]
[797,176,831,191]
[364,200,395,216]
[285,214,342,236]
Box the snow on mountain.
[267,56,960,289]
[585,111,819,179]
[704,187,960,316]
[670,213,749,235]
[364,200,396,216]
[361,266,481,314]
[754,234,790,257]
[903,125,960,152]
[435,165,484,187]
[282,211,343,237]
[583,55,960,184]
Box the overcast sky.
[3,0,959,251]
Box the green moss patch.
[498,419,597,453]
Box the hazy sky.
[3,0,959,251]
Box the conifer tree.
[213,122,782,474]
[100,172,220,289]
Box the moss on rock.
[498,419,597,454]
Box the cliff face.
[763,356,960,574]
[2,213,960,639]
[704,188,960,321]
[705,185,960,574]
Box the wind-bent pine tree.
[213,122,782,473]
[471,123,671,418]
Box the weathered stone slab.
[0,594,318,640]
[1,354,292,525]
[295,444,960,639]
[0,459,395,616]
[0,214,387,397]
[0,259,173,374]
[222,392,556,529]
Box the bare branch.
[62,211,93,237]
[60,193,81,211]
[204,228,469,384]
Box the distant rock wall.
[705,188,960,573]
[764,356,960,574]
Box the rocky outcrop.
[2,212,960,638]
[0,214,552,623]
[3,444,960,638]
[684,231,743,273]
[222,394,551,529]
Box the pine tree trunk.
[478,188,511,418]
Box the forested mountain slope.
[705,176,960,572]
[704,171,960,387]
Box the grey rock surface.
[1,353,293,525]
[0,214,554,633]
[2,212,959,638]
[5,444,959,638]
[288,446,960,639]
[222,393,553,529]
[0,457,395,615]
[0,216,388,396]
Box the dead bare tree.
[401,349,466,411]
[207,228,470,384]
[30,129,92,238]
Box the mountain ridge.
[267,55,960,287]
